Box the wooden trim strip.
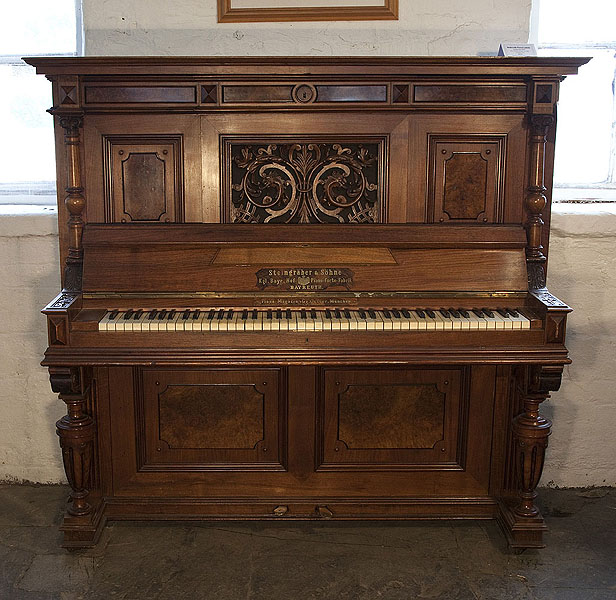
[217,0,398,22]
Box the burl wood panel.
[158,384,264,449]
[338,383,445,449]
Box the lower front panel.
[102,364,498,512]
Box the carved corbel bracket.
[50,367,95,517]
[512,365,562,518]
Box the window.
[535,0,616,201]
[0,1,81,205]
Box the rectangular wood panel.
[317,367,464,470]
[138,368,286,470]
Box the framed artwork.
[217,0,399,22]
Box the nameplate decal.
[256,268,354,291]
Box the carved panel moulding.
[103,135,184,223]
[428,135,506,223]
[223,137,386,224]
[217,0,398,23]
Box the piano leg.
[497,365,562,549]
[50,367,105,548]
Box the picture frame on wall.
[217,0,399,23]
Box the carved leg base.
[496,497,548,549]
[60,492,107,550]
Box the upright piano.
[26,56,588,548]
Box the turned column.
[58,115,85,291]
[512,366,561,518]
[525,114,554,290]
[50,368,95,516]
[513,392,552,517]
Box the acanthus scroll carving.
[229,141,381,224]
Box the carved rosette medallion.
[228,141,382,223]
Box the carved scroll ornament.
[230,142,380,224]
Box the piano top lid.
[23,56,591,77]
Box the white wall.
[0,208,65,483]
[83,0,529,56]
[2,0,614,487]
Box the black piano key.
[481,308,495,318]
[334,309,341,319]
[343,309,351,319]
[425,309,436,319]
[383,308,392,318]
[267,310,273,320]
[226,309,234,320]
[109,310,119,320]
[310,309,317,320]
[497,308,509,318]
[391,309,401,318]
[325,309,332,319]
[301,309,307,320]
[508,308,520,317]
[148,310,157,320]
[448,308,460,318]
[458,309,470,318]
[286,309,292,320]
[274,309,281,320]
[207,309,215,320]
[167,310,176,320]
[439,309,450,318]
[132,310,142,320]
[217,310,225,320]
[157,310,167,320]
[123,309,134,320]
[472,308,484,317]
[251,309,258,320]
[401,309,411,318]
[182,309,190,320]
[242,309,248,320]
[192,310,200,320]
[368,309,377,319]
[416,309,426,319]
[358,309,367,319]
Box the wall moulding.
[217,0,398,23]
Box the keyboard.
[99,307,531,332]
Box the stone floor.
[0,486,614,600]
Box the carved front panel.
[138,368,285,470]
[223,138,385,223]
[428,136,506,223]
[103,136,184,223]
[318,368,466,470]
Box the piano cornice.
[23,56,591,78]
